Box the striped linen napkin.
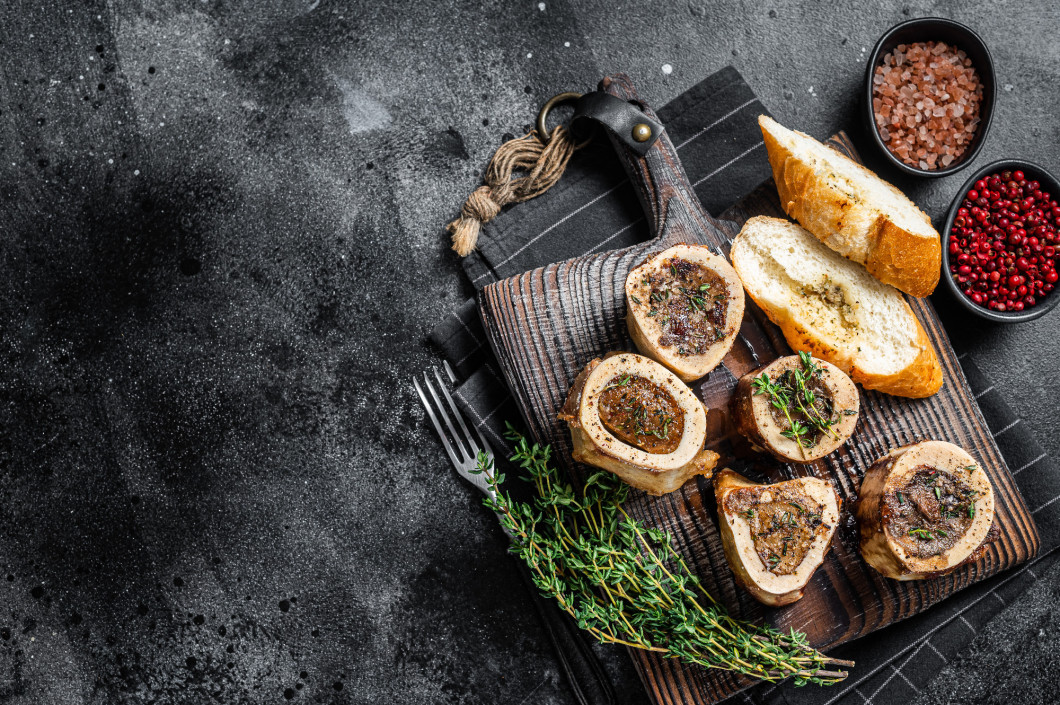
[428,66,1059,705]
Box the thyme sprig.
[472,425,852,686]
[751,352,844,453]
[909,527,948,541]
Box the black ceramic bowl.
[940,160,1060,323]
[863,17,995,178]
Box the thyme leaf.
[750,353,847,452]
[470,425,853,686]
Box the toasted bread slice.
[759,115,941,297]
[731,216,943,398]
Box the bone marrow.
[714,469,841,606]
[558,353,719,496]
[857,441,995,581]
[732,353,859,463]
[887,467,977,558]
[598,374,684,454]
[625,244,745,382]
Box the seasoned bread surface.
[731,216,942,398]
[759,115,941,297]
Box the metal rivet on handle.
[631,123,652,142]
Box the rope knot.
[447,125,581,257]
[461,186,502,223]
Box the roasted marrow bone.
[857,441,995,581]
[714,469,841,606]
[732,353,859,463]
[625,244,745,382]
[558,353,719,496]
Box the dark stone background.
[0,1,1056,703]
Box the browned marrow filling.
[641,257,729,357]
[597,374,685,455]
[723,485,825,576]
[765,374,836,448]
[883,466,978,558]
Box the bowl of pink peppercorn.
[941,160,1060,322]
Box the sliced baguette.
[759,115,941,297]
[731,216,942,398]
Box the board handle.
[598,74,732,251]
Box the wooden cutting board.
[477,74,1039,705]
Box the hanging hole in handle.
[537,92,593,148]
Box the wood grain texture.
[478,74,1040,705]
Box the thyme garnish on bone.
[909,527,949,541]
[751,352,845,452]
[602,374,633,393]
[471,425,852,686]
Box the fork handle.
[513,558,616,705]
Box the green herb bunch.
[472,425,852,686]
[751,352,849,453]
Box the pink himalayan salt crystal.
[871,40,983,170]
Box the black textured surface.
[0,2,1057,704]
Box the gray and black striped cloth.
[428,66,1059,705]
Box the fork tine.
[432,366,483,460]
[440,361,493,458]
[466,406,493,457]
[422,371,471,464]
[413,376,463,468]
[471,420,493,457]
[442,359,458,385]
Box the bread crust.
[737,282,943,398]
[761,116,941,298]
[730,218,944,398]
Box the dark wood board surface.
[477,74,1040,705]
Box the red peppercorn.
[949,169,1057,312]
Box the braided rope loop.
[447,126,580,256]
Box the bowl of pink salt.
[864,18,995,178]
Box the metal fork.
[414,362,615,705]
[413,362,501,512]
